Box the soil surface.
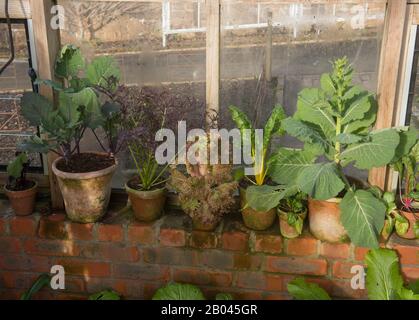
[6,180,35,191]
[56,153,115,173]
[127,176,165,191]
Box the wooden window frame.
[0,0,416,206]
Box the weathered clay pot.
[278,208,307,239]
[192,215,219,231]
[4,181,37,216]
[308,198,348,243]
[397,209,418,239]
[240,187,276,231]
[52,156,117,223]
[125,181,166,222]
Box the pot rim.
[308,197,341,204]
[125,181,166,197]
[4,180,38,194]
[277,207,307,218]
[52,152,118,180]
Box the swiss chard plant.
[19,45,122,161]
[266,57,416,248]
[287,248,419,300]
[229,105,286,186]
[229,105,288,211]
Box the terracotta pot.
[125,181,166,222]
[397,209,418,239]
[192,215,219,231]
[240,187,276,231]
[52,155,117,223]
[4,181,37,216]
[278,208,307,239]
[308,198,348,243]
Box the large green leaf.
[268,148,315,185]
[320,73,335,95]
[391,127,418,162]
[18,136,50,154]
[246,185,297,211]
[64,88,102,128]
[295,88,336,137]
[342,98,377,134]
[86,56,121,89]
[340,190,385,248]
[21,92,54,126]
[58,92,82,127]
[263,105,286,151]
[334,133,364,144]
[340,128,400,169]
[365,248,404,300]
[229,105,254,151]
[297,162,345,200]
[55,45,85,79]
[7,153,28,178]
[152,283,205,300]
[20,273,51,300]
[287,277,331,300]
[341,91,371,125]
[397,287,419,300]
[283,118,332,156]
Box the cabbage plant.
[253,57,416,248]
[19,45,121,161]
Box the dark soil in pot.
[5,180,35,191]
[56,153,115,173]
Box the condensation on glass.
[57,0,207,188]
[220,0,386,181]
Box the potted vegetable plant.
[268,57,414,248]
[277,192,307,239]
[4,152,37,216]
[229,105,286,230]
[118,86,201,222]
[391,141,419,239]
[168,134,238,231]
[19,45,122,223]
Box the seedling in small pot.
[4,152,37,216]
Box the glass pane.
[58,0,206,188]
[0,23,40,167]
[220,0,386,182]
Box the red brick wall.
[0,211,417,300]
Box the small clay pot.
[192,216,219,231]
[125,180,166,222]
[397,209,418,239]
[240,187,276,231]
[308,198,348,243]
[52,153,117,223]
[4,181,37,216]
[278,208,307,239]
